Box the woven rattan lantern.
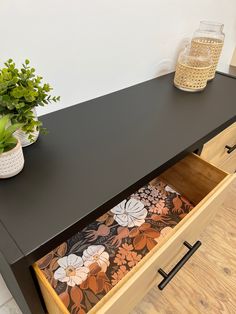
[174,43,212,92]
[191,21,225,80]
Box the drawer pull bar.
[158,240,201,290]
[225,144,236,154]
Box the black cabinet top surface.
[0,72,235,262]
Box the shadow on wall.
[155,38,190,77]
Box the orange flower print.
[111,272,119,286]
[111,266,128,286]
[114,253,127,266]
[150,199,166,214]
[126,251,142,267]
[118,243,133,259]
[115,243,142,267]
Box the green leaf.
[0,115,21,153]
[6,123,23,134]
[0,115,10,138]
[3,143,17,152]
[4,137,17,145]
[7,103,15,110]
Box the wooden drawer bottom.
[34,154,234,314]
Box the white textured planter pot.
[14,108,40,147]
[0,140,24,179]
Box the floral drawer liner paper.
[37,180,194,314]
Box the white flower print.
[54,254,89,287]
[111,198,147,228]
[165,185,180,195]
[150,188,159,197]
[142,199,151,207]
[82,245,110,272]
[155,227,173,244]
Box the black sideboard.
[0,72,235,314]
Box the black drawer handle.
[158,240,201,290]
[225,144,236,154]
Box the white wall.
[0,0,235,116]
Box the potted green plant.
[0,115,24,178]
[0,59,60,146]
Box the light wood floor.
[132,179,236,314]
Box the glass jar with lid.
[191,21,225,80]
[174,43,212,92]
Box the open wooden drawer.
[34,154,235,314]
[201,122,236,173]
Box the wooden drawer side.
[34,263,70,314]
